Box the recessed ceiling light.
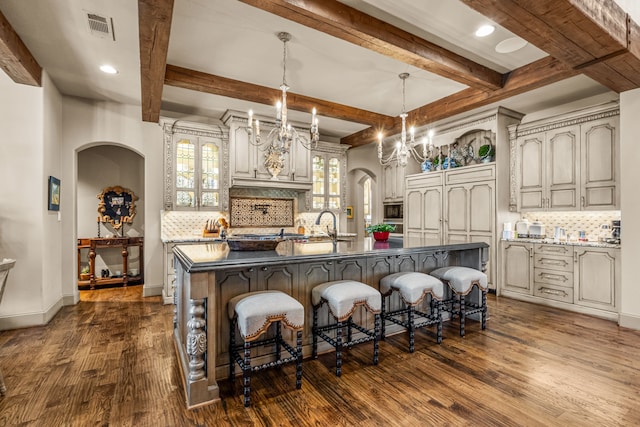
[495,37,528,53]
[99,64,118,74]
[475,25,495,37]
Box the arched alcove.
[76,144,145,289]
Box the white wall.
[619,89,640,329]
[60,98,164,301]
[0,70,63,329]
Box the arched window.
[363,177,372,230]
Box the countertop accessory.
[528,220,546,238]
[515,219,530,238]
[202,218,220,238]
[226,237,282,251]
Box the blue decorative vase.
[442,157,457,170]
[421,159,432,172]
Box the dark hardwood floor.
[1,287,639,426]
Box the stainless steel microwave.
[383,203,403,220]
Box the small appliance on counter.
[602,220,621,244]
[515,219,530,238]
[502,222,515,239]
[528,220,546,239]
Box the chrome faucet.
[315,210,337,242]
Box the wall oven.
[383,203,403,235]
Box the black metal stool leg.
[275,321,282,361]
[459,293,466,337]
[408,305,415,353]
[229,317,236,380]
[296,331,302,389]
[336,320,343,377]
[434,299,443,344]
[481,288,487,330]
[347,316,353,345]
[312,304,319,359]
[373,313,380,365]
[380,295,387,340]
[243,340,251,407]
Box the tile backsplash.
[520,211,621,239]
[161,210,338,241]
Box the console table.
[77,237,144,289]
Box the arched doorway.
[76,144,145,301]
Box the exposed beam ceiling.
[165,64,394,128]
[238,0,504,91]
[342,56,578,147]
[461,0,640,92]
[0,8,41,86]
[138,0,174,122]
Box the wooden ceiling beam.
[0,9,41,86]
[341,56,578,147]
[138,0,174,123]
[461,0,640,92]
[164,64,394,127]
[238,0,504,91]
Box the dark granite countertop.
[173,238,489,272]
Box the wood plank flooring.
[1,289,639,426]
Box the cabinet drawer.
[534,254,573,272]
[533,267,573,288]
[445,164,495,184]
[534,283,573,303]
[534,244,572,256]
[406,172,443,189]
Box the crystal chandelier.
[247,32,319,179]
[378,73,434,167]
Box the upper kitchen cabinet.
[161,119,229,211]
[382,161,420,203]
[223,111,313,191]
[509,103,619,212]
[311,141,348,211]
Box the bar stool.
[312,280,381,377]
[429,266,488,337]
[380,272,444,352]
[228,290,304,407]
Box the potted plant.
[432,156,440,170]
[366,223,396,242]
[478,144,495,162]
[80,266,90,281]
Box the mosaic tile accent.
[520,211,621,240]
[230,197,294,227]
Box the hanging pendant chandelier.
[246,32,320,179]
[377,73,433,167]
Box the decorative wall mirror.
[97,186,138,230]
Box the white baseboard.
[143,283,163,298]
[0,297,64,331]
[619,312,640,330]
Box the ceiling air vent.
[86,12,115,41]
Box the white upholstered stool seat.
[379,272,444,352]
[228,290,304,340]
[312,280,381,321]
[312,280,381,376]
[429,266,488,337]
[228,290,303,407]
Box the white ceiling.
[0,0,614,139]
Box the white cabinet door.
[574,247,619,311]
[501,242,533,295]
[518,132,545,211]
[230,126,257,179]
[383,164,397,201]
[546,125,579,210]
[422,185,443,246]
[581,117,619,210]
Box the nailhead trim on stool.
[380,272,445,352]
[228,290,304,407]
[429,266,488,337]
[311,280,381,377]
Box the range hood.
[230,177,312,192]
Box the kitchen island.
[172,238,488,407]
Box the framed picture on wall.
[346,206,354,219]
[48,176,60,211]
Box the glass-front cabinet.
[162,119,229,211]
[311,141,348,211]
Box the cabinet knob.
[327,261,333,265]
[248,268,254,272]
[261,267,268,271]
[337,260,344,264]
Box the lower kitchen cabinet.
[574,246,620,311]
[500,241,620,320]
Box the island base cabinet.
[172,242,487,408]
